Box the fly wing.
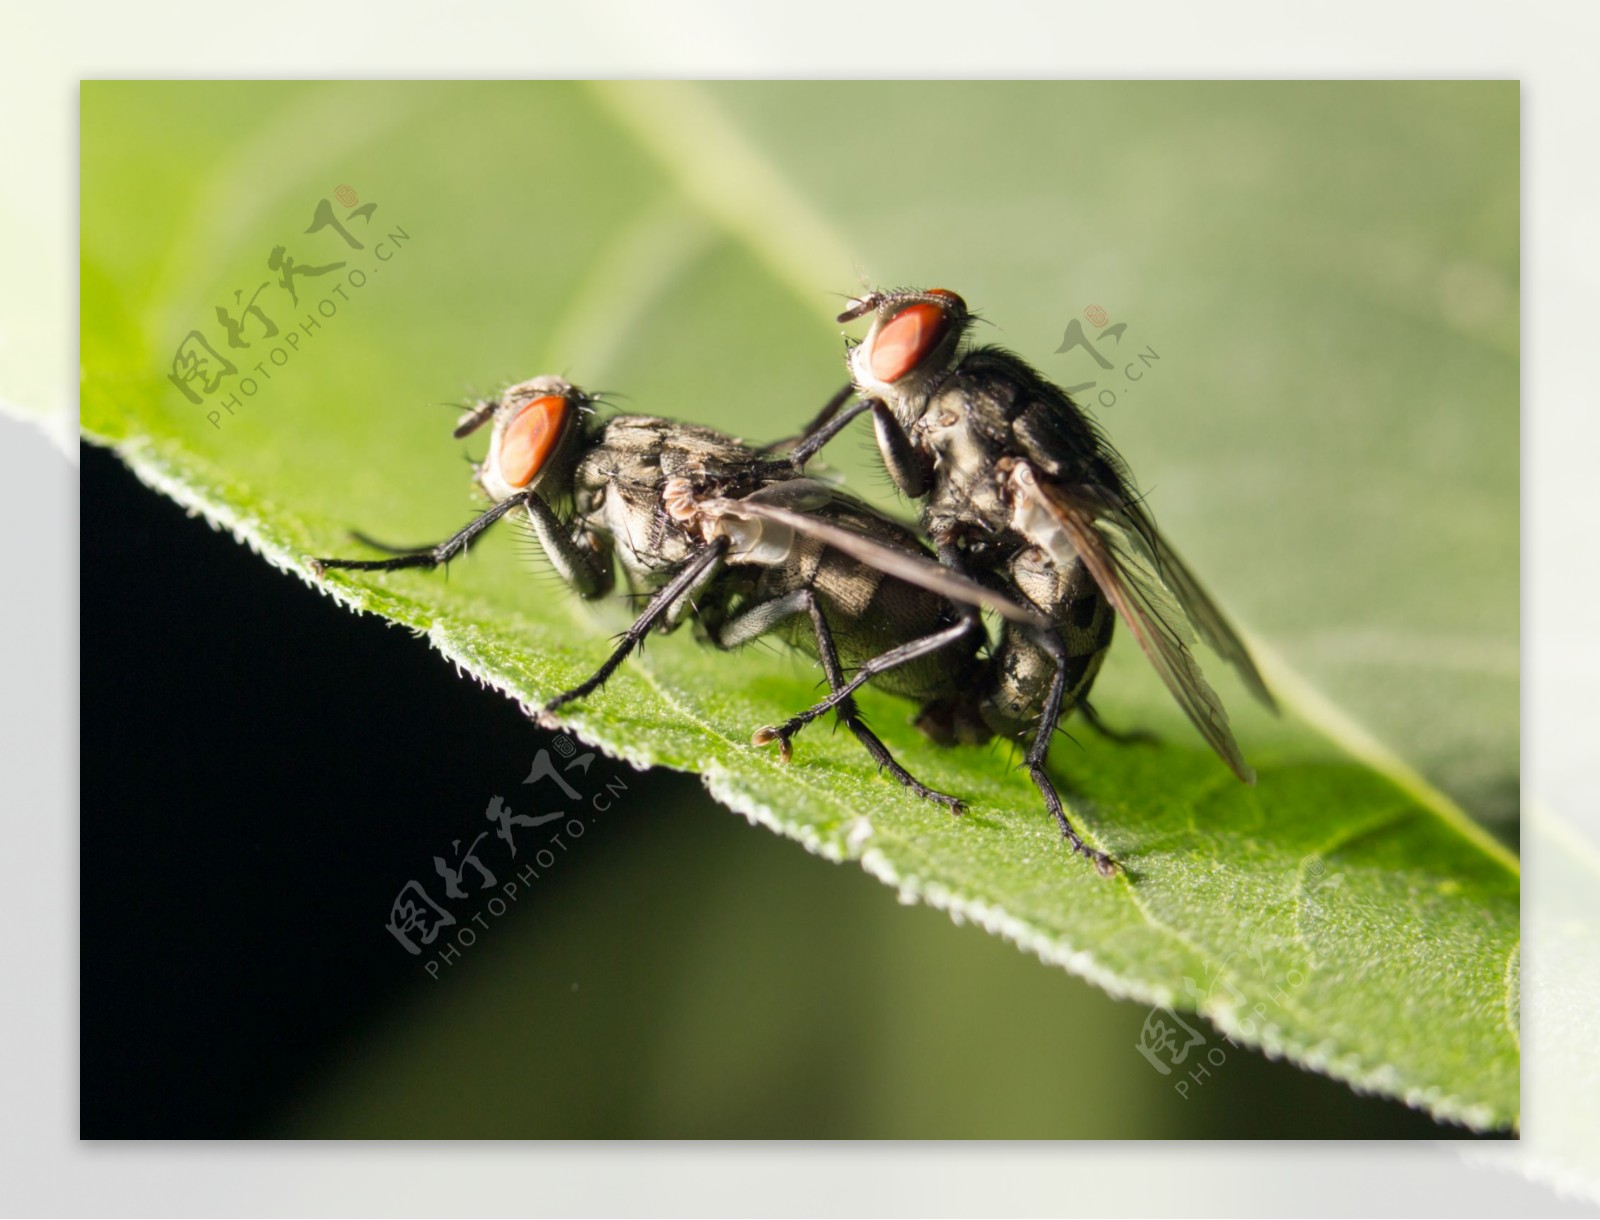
[1122,499,1276,712]
[1006,462,1257,783]
[704,487,1049,629]
[1010,392,1275,712]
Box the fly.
[783,288,1278,873]
[308,376,1043,815]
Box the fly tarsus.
[751,717,968,812]
[844,715,966,814]
[1026,762,1119,877]
[541,540,729,716]
[309,491,536,577]
[750,611,982,755]
[751,590,968,814]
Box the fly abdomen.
[978,547,1114,743]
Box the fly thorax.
[595,485,670,589]
[659,476,730,552]
[915,398,1008,537]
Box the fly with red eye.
[307,377,1051,819]
[309,377,610,601]
[777,287,1277,873]
[493,394,568,488]
[834,288,969,389]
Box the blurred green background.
[80,81,1516,1137]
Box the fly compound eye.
[869,301,951,384]
[495,394,569,488]
[927,287,966,313]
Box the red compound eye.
[869,301,950,384]
[497,394,569,487]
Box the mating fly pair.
[311,291,1270,876]
[311,376,1044,818]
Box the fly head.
[470,375,592,505]
[840,287,971,425]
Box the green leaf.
[81,81,1519,1128]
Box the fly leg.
[803,591,964,812]
[310,491,539,575]
[785,397,934,501]
[758,381,855,455]
[1022,626,1120,876]
[867,400,932,498]
[784,397,871,469]
[310,491,612,598]
[711,589,964,812]
[922,544,1118,872]
[542,539,729,715]
[750,602,983,747]
[341,530,460,555]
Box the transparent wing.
[1122,499,1276,712]
[1010,394,1274,712]
[1007,463,1257,783]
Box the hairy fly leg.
[711,586,965,812]
[749,601,983,748]
[786,397,933,500]
[783,396,870,468]
[310,490,612,598]
[310,490,540,576]
[542,538,729,715]
[1018,624,1120,876]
